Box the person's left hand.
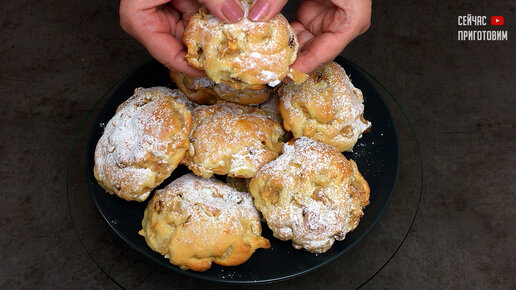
[120,0,205,76]
[120,0,254,76]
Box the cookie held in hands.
[183,0,306,90]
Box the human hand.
[119,0,247,76]
[290,0,371,74]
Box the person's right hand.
[120,0,247,76]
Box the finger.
[199,0,244,23]
[141,32,205,76]
[290,21,314,48]
[333,0,372,35]
[296,31,315,51]
[290,21,305,35]
[291,32,349,74]
[121,0,174,11]
[248,0,288,22]
[169,0,201,21]
[358,0,372,34]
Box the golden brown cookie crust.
[169,70,271,105]
[93,87,192,201]
[183,102,284,178]
[249,137,370,253]
[183,1,305,90]
[139,174,270,271]
[169,70,218,105]
[279,62,371,152]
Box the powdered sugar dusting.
[94,87,191,201]
[260,70,281,86]
[185,102,284,178]
[252,137,368,253]
[191,76,215,89]
[230,146,268,173]
[146,174,265,249]
[279,62,371,151]
[188,0,298,87]
[259,137,338,179]
[160,174,258,215]
[140,173,269,270]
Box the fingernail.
[249,0,270,21]
[221,0,244,22]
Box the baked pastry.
[183,0,307,90]
[93,87,192,201]
[249,137,370,253]
[183,102,284,178]
[170,69,215,104]
[169,70,271,105]
[278,62,371,152]
[257,92,295,142]
[139,174,270,271]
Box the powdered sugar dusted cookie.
[93,87,192,201]
[183,0,306,90]
[183,102,284,178]
[139,174,270,271]
[279,62,371,152]
[249,137,370,253]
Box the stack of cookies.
[93,2,371,272]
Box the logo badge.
[491,16,504,25]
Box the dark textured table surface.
[1,0,514,289]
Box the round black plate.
[85,56,399,284]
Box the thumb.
[248,0,288,22]
[200,0,244,23]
